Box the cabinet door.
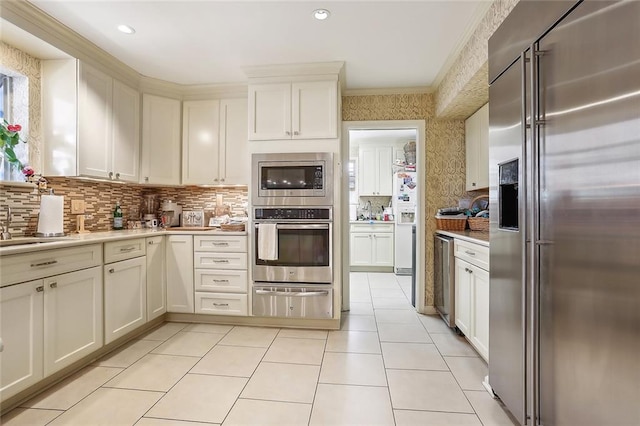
[358,147,378,196]
[248,83,291,140]
[141,94,182,185]
[220,98,249,185]
[78,62,113,179]
[104,257,146,344]
[292,80,337,139]
[465,103,489,191]
[146,236,166,321]
[44,266,103,376]
[182,100,220,185]
[112,80,140,182]
[454,258,472,336]
[376,146,393,196]
[0,280,44,401]
[470,265,490,361]
[350,233,373,266]
[166,235,194,313]
[372,233,394,266]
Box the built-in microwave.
[252,152,333,206]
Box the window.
[1,72,28,181]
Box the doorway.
[341,120,426,314]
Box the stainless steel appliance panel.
[537,2,640,425]
[252,284,333,319]
[488,54,527,425]
[434,234,455,328]
[252,152,333,206]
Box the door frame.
[341,120,427,313]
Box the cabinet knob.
[214,178,219,182]
[49,282,57,288]
[109,268,115,273]
[472,182,476,186]
[286,131,291,136]
[294,131,299,136]
[148,241,154,245]
[144,177,149,182]
[115,173,120,179]
[220,178,225,182]
[108,171,114,179]
[36,286,44,292]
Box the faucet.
[366,200,372,220]
[1,205,12,240]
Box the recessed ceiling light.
[117,24,136,34]
[313,9,330,21]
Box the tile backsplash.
[0,178,248,237]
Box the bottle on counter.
[113,201,123,230]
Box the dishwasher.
[434,234,455,327]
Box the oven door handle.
[255,289,330,297]
[254,223,330,230]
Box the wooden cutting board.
[164,227,217,231]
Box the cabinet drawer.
[194,252,247,270]
[351,223,394,233]
[104,238,146,263]
[454,240,489,270]
[195,269,248,293]
[195,292,248,316]
[194,235,247,253]
[1,244,102,287]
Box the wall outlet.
[71,199,86,214]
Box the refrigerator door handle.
[520,50,530,425]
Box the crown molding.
[243,61,344,79]
[342,87,432,97]
[1,0,139,87]
[181,83,248,101]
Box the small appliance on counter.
[160,200,182,227]
[141,194,160,228]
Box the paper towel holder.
[36,231,65,237]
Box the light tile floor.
[2,272,517,426]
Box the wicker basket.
[467,217,489,231]
[435,216,467,231]
[220,223,245,232]
[470,195,489,211]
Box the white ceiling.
[17,0,489,89]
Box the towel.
[258,223,278,261]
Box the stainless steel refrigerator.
[488,1,640,425]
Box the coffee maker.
[160,200,182,227]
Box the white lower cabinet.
[146,236,166,321]
[454,239,490,361]
[0,280,44,401]
[194,235,248,316]
[166,235,194,313]
[104,257,146,345]
[350,223,394,268]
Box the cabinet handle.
[148,241,154,245]
[294,131,299,136]
[49,282,57,288]
[286,131,291,136]
[115,173,120,179]
[109,268,115,273]
[213,279,229,283]
[144,177,149,182]
[465,250,476,256]
[212,242,229,246]
[120,246,136,252]
[31,260,58,267]
[109,171,114,179]
[220,178,225,182]
[214,178,219,182]
[212,259,230,263]
[213,303,229,307]
[36,286,44,292]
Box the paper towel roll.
[37,195,65,236]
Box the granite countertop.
[436,229,490,246]
[0,228,247,256]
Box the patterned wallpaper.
[342,93,488,307]
[435,0,519,119]
[0,178,248,237]
[0,42,43,173]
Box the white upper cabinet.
[43,60,140,182]
[248,79,338,141]
[182,98,249,185]
[141,94,182,185]
[465,103,489,191]
[359,145,393,196]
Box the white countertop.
[436,229,489,247]
[0,228,247,256]
[350,220,395,225]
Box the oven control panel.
[254,208,332,221]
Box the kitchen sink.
[0,237,75,247]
